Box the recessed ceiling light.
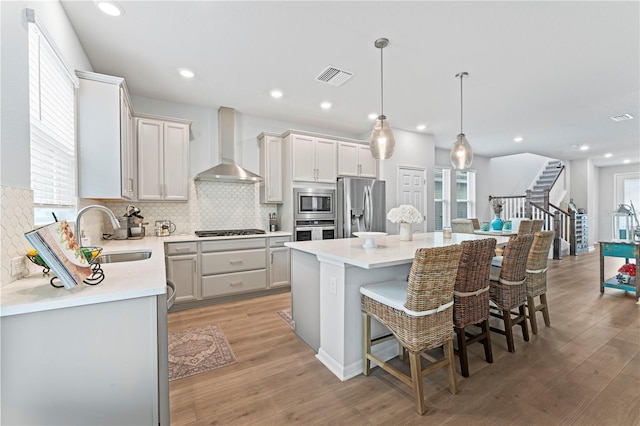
[513,136,524,143]
[96,1,124,16]
[604,152,613,158]
[416,124,427,131]
[178,68,194,78]
[571,144,589,151]
[610,113,634,122]
[623,159,631,164]
[270,89,283,99]
[320,102,332,110]
[368,113,378,120]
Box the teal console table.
[599,241,639,300]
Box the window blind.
[28,20,77,216]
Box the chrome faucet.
[75,205,121,247]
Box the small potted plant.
[616,263,636,284]
[490,198,504,230]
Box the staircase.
[530,160,564,206]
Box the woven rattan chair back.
[525,230,555,334]
[489,234,534,352]
[451,219,475,234]
[517,220,533,236]
[531,219,544,233]
[453,238,497,377]
[453,238,497,328]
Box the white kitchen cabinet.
[291,134,337,183]
[76,70,135,200]
[259,133,283,203]
[269,236,291,288]
[137,114,191,201]
[165,242,199,304]
[337,141,377,178]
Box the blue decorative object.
[503,221,512,231]
[491,215,503,231]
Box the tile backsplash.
[104,179,276,235]
[1,186,35,285]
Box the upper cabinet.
[290,134,337,183]
[76,71,135,200]
[259,133,283,203]
[136,114,191,201]
[337,142,377,178]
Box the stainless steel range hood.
[194,106,262,183]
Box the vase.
[399,222,413,241]
[490,214,503,231]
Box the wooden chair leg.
[399,343,406,362]
[540,293,551,327]
[362,311,371,375]
[519,305,530,342]
[408,351,426,415]
[444,340,458,395]
[480,320,493,364]
[455,326,470,377]
[502,308,515,353]
[527,295,538,334]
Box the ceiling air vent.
[610,113,634,122]
[315,66,354,86]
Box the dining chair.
[453,238,497,377]
[489,234,534,353]
[531,219,544,233]
[360,245,462,415]
[451,219,475,234]
[525,230,555,334]
[516,220,533,236]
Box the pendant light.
[369,38,395,160]
[450,71,473,169]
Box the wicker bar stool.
[516,220,533,236]
[453,238,497,377]
[451,219,475,234]
[489,234,534,353]
[525,231,555,334]
[531,219,544,233]
[360,245,462,415]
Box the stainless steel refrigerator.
[336,177,386,238]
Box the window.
[434,168,451,230]
[455,170,476,219]
[28,16,78,225]
[615,172,640,215]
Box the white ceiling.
[60,1,640,167]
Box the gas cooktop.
[195,229,266,237]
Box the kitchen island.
[285,232,511,381]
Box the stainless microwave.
[293,188,335,220]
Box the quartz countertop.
[1,232,293,317]
[285,232,511,269]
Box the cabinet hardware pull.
[229,281,242,286]
[271,253,274,264]
[229,259,243,264]
[175,247,190,251]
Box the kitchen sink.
[97,250,152,264]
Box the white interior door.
[397,166,426,232]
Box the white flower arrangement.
[387,205,423,224]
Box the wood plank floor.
[168,248,639,425]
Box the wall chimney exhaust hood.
[194,106,263,183]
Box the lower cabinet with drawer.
[166,235,292,310]
[201,239,267,298]
[165,242,199,303]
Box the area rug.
[276,309,294,329]
[168,324,237,381]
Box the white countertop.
[1,231,293,317]
[285,232,511,269]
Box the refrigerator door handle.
[363,185,372,231]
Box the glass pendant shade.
[369,115,395,160]
[450,133,473,169]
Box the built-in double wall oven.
[293,188,336,241]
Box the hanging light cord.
[380,46,384,117]
[459,73,463,134]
